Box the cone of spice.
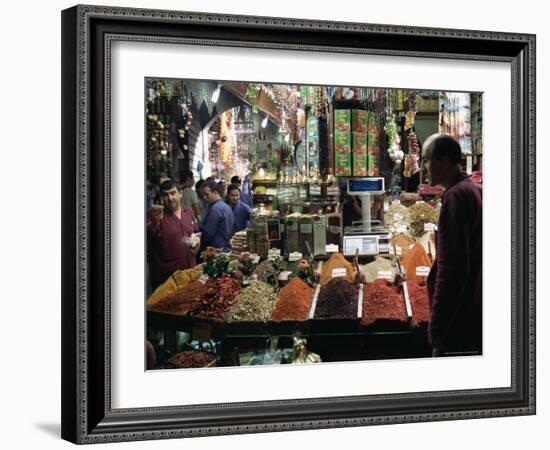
[148,280,211,315]
[418,231,436,261]
[314,278,358,319]
[362,256,396,283]
[320,252,354,285]
[390,234,416,260]
[361,279,407,326]
[271,277,314,321]
[401,242,432,284]
[147,266,203,306]
[407,282,431,326]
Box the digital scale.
[342,177,391,256]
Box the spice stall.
[145,78,483,368]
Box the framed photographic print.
[61,4,536,444]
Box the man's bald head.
[423,133,463,187]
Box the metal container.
[312,214,327,256]
[299,214,313,257]
[285,213,301,254]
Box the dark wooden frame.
[61,4,536,444]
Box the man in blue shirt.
[231,175,253,208]
[226,183,252,233]
[199,179,234,251]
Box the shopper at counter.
[147,180,200,290]
[180,169,201,220]
[195,178,207,223]
[423,133,482,356]
[226,183,252,233]
[200,179,234,251]
[231,175,253,208]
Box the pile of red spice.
[407,281,431,326]
[166,350,216,368]
[186,275,241,321]
[148,280,211,315]
[361,279,407,326]
[314,278,358,319]
[271,277,314,321]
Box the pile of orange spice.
[271,277,314,321]
[320,252,354,285]
[402,242,432,284]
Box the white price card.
[198,274,209,284]
[424,223,437,232]
[377,270,394,280]
[389,246,402,256]
[332,268,347,278]
[416,266,431,276]
[325,244,339,253]
[288,252,303,262]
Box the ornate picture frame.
[61,4,536,444]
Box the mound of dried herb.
[226,281,278,322]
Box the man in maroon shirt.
[147,180,200,290]
[424,134,482,356]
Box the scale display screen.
[347,177,385,194]
[343,235,379,256]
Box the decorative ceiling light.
[261,115,268,128]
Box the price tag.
[392,199,401,205]
[268,248,281,257]
[277,270,292,281]
[288,252,303,262]
[389,246,402,256]
[332,268,347,278]
[198,274,209,284]
[415,200,426,205]
[416,266,431,276]
[377,270,394,280]
[325,244,339,253]
[424,223,436,232]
